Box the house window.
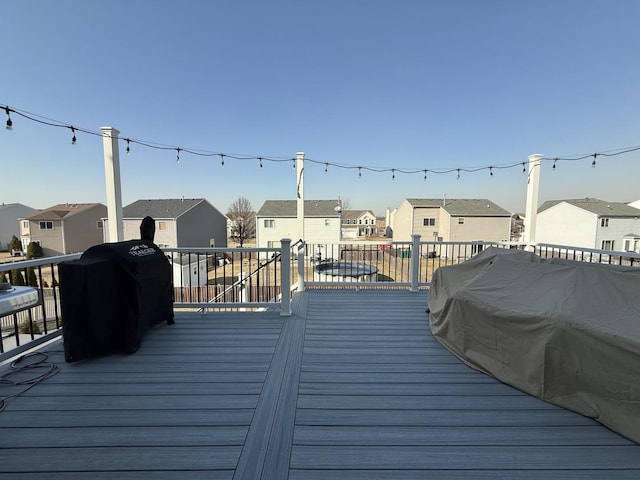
[39,221,53,230]
[96,221,103,229]
[600,218,609,227]
[423,218,436,227]
[625,240,631,251]
[264,219,275,228]
[458,218,465,225]
[601,240,615,250]
[22,221,29,229]
[159,222,167,231]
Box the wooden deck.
[1,289,639,479]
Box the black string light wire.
[1,103,639,181]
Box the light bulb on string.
[391,168,395,180]
[70,126,77,145]
[176,148,181,163]
[220,154,225,168]
[423,169,427,181]
[292,159,295,169]
[592,154,597,168]
[4,107,12,130]
[125,139,131,155]
[358,167,362,178]
[324,163,328,174]
[522,163,526,173]
[258,157,263,168]
[553,158,557,170]
[489,166,493,176]
[456,169,460,180]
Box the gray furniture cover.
[428,247,640,444]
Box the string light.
[424,169,427,181]
[522,163,526,173]
[2,102,638,183]
[391,168,395,180]
[4,107,12,130]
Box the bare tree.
[227,197,256,247]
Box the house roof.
[538,198,640,217]
[256,200,342,217]
[123,199,206,219]
[405,198,511,216]
[342,209,375,220]
[26,203,104,221]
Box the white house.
[536,198,640,252]
[341,210,377,239]
[255,199,342,257]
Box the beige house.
[22,203,107,256]
[341,210,378,239]
[255,199,342,257]
[391,198,512,254]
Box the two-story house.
[536,198,640,252]
[391,198,512,256]
[255,199,342,257]
[341,210,378,239]
[0,203,36,252]
[22,203,107,256]
[103,198,228,248]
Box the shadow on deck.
[1,289,639,479]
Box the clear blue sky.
[2,0,639,216]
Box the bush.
[26,267,38,287]
[26,241,44,259]
[11,269,26,286]
[19,321,41,335]
[8,235,21,253]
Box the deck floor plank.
[0,289,638,479]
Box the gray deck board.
[0,289,639,479]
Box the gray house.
[0,202,36,251]
[104,198,227,248]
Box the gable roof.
[256,200,342,217]
[123,199,206,219]
[406,198,511,216]
[26,203,104,221]
[538,198,640,217]
[342,209,376,221]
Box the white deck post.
[524,153,543,250]
[280,238,292,316]
[297,241,305,292]
[410,234,421,292]
[296,152,305,243]
[101,127,124,242]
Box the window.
[158,221,167,231]
[39,221,53,230]
[325,219,330,226]
[264,219,275,228]
[96,220,103,229]
[625,240,631,251]
[22,221,29,229]
[600,218,609,227]
[601,240,615,250]
[423,218,436,227]
[458,217,465,225]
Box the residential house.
[391,198,512,256]
[255,199,342,257]
[536,198,640,253]
[0,203,36,252]
[22,203,107,256]
[341,209,378,239]
[103,198,228,248]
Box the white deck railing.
[2,238,638,360]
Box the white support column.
[101,127,124,242]
[296,152,305,243]
[524,153,543,249]
[280,238,292,316]
[297,241,305,292]
[410,234,421,292]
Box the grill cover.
[428,247,640,444]
[60,240,173,362]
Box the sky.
[1,0,639,216]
